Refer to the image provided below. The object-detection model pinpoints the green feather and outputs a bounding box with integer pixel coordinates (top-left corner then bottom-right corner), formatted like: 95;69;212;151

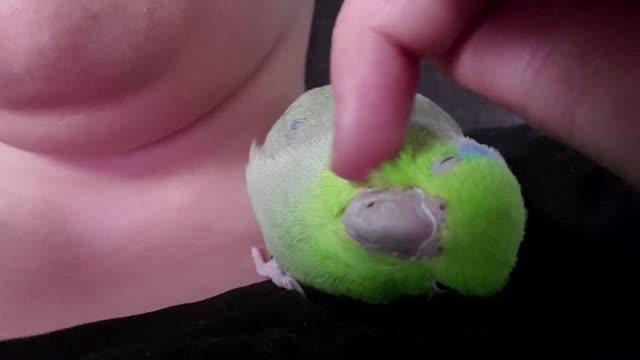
286;134;525;303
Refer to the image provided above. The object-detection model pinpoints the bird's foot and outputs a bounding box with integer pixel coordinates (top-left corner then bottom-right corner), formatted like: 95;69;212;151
251;247;306;297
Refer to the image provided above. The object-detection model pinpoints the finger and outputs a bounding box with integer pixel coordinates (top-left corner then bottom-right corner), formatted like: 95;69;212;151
329;0;488;181
445;1;640;186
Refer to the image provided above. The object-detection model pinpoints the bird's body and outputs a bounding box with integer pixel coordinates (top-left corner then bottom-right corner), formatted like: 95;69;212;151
246;85;526;304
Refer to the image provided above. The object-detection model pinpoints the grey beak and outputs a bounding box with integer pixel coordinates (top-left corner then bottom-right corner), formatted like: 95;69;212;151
341;187;446;260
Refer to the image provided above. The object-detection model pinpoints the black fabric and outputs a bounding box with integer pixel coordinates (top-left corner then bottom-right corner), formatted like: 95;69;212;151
1;125;638;359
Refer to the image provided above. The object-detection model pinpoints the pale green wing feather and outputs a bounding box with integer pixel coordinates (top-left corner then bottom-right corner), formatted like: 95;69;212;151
246;86;336;264
259;85;336;158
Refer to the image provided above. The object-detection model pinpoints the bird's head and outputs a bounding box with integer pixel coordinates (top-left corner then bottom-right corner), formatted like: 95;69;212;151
340;128;527;297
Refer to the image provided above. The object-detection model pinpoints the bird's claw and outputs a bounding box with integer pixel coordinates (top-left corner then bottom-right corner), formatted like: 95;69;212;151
251;247;306;297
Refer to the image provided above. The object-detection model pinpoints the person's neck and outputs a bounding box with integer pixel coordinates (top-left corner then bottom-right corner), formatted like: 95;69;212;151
0;7;312;341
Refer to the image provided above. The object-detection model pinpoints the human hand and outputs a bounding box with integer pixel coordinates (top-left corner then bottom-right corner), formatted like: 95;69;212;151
329;0;640;187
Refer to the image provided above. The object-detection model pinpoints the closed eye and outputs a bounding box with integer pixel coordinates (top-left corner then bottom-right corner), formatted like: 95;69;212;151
432;155;460;174
440;156;456;164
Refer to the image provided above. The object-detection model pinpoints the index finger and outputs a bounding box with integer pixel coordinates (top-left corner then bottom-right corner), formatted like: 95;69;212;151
329;0;487;181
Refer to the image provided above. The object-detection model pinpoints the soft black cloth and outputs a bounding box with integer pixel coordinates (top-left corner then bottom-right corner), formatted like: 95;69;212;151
1;125;638;359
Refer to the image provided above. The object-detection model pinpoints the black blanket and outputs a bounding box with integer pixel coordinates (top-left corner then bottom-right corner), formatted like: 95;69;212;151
1;125;638;359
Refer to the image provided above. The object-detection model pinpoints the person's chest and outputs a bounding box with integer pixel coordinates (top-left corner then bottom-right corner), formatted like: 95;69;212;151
0;147;265;340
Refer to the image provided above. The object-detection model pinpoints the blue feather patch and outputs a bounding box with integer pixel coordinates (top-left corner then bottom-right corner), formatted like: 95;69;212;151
456;137;504;161
285;119;306;146
290;119;304;132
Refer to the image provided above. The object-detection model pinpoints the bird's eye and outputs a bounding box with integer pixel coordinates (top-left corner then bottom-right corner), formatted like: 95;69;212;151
432;155;460;174
432;280;454;293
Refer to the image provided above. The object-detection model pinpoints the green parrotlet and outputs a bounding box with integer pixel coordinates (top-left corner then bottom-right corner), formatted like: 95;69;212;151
246;85;526;304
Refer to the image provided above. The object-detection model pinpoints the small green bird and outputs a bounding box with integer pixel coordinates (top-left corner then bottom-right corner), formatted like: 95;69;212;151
246;85;526;304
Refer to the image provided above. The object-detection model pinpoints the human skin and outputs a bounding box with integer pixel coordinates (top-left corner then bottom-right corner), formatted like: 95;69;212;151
330;0;640;188
0;0;314;340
